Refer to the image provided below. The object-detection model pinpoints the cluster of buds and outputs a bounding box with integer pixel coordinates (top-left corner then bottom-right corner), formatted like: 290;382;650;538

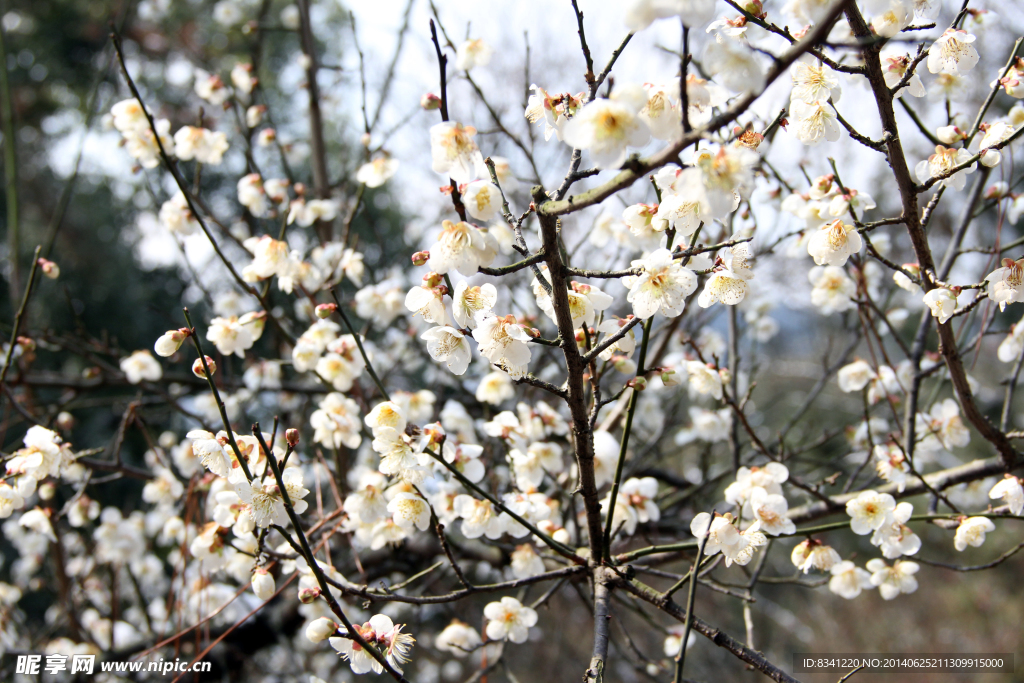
422;271;448;297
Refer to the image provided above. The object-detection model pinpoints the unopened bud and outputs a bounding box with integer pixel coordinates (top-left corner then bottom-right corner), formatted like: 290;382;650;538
37;258;60;279
659;368;680;387
411;250;430;266
38;481;56;501
360;132;372;147
315;303;337;319
627;376;648;391
56;411;75;431
286;428;300;447
16;336;35;352
718;367;732;383
192;356;217;378
422;271;443;288
299;586;321;603
154;328;190;357
420;93;442;110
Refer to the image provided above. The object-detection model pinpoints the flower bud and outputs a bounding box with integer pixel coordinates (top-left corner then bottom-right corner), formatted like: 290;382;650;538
422;271;443;288
251;567;276;601
37;258;60;279
55;411;75;431
627;376;648;391
315;303;337;319
245;104;267;128
985;182;1009;200
192;356;217;378
411;250;430;266
286;428;300;447
718;367;732;384
305;617;337;642
420;93;442;110
360;132;372;148
659;368;680;387
37;481;56;501
299;586;322;604
154;328;189;357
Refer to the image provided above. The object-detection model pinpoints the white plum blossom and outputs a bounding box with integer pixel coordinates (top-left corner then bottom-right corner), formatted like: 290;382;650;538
455;39;493;70
915;145;976;191
387;493;432;531
120;350;162;384
867;558;919;599
838;360;876;393
430;122;483;184
454;495;506;539
807;220;862;266
561;86;651;169
871;501;921;558
625;248;697;319
473;315;533;379
684;361;724;400
453;281;497;329
483;597;537;643
675;406;732;444
698;243;754;308
435;620;482;657
476;370;515;405
987;258;1024;311
690;512;765;567
510;544;546;579
989;475;1024;515
422;326;472;375
158;192;199;235
809;265;856;315
884;54;926;97
462;180;502;222
790;99;841;145
310;393;363;449
524;85;584;142
703;36;765;94
330;614;415;675
846;489;897;535
356;156;399;188
511;442;563;489
928;29;980;75
791;539;841;573
173;126;229;165
916;398;970;451
923;287;958;324
724;462;790;511
602;477;660;537
749;487;796;536
874;443;911;492
791;57;841;103
428;220;496;275
206;313;264;358
441;441;485;483
828;560;872;599
954;516;996;551
625;0;717;31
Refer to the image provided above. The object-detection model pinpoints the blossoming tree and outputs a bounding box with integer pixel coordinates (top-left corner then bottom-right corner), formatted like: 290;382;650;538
3;0;1024;681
